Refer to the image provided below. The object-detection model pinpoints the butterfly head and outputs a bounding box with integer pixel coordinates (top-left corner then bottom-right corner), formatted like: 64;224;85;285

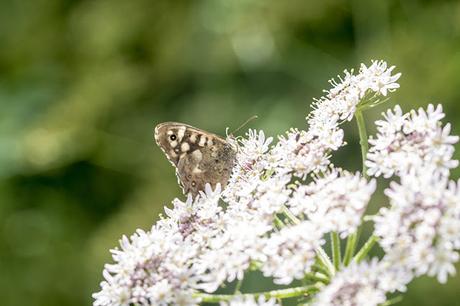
154;122;189;165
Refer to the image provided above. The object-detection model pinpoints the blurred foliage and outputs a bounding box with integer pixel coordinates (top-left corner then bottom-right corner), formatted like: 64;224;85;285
1;0;460;305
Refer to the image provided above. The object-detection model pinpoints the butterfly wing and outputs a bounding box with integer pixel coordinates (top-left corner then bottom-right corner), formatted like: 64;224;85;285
154;122;236;197
176;139;236;197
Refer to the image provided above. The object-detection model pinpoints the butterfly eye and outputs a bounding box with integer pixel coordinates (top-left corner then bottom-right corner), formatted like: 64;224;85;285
170;134;177;141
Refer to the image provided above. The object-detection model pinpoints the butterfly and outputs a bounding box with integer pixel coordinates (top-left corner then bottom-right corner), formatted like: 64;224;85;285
154;122;237;198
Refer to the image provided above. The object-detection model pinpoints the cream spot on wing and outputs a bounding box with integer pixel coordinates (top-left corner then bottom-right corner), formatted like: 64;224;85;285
198;135;207;147
191;149;203;162
170;140;178;148
181;142;190;152
192;167;203;174
189;133;197;143
177;127;186;142
167;130;173;135
169;150;177;158
207;138;214;146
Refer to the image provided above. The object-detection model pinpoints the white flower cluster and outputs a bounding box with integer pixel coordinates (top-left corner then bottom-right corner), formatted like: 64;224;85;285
93;60;426;306
374;171;460;283
193;205;273;293
366;104;460;285
272;128;342;179
312;259;405;306
224;129;278;211
92;229;199;306
92;182;281;306
288;169;376;238
269;61;401;180
308;60;401;135
93;186;223;306
260;221;324;284
366;104;459;178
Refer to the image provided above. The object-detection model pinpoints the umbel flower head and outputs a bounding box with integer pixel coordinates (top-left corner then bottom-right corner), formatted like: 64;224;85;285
366;104;459;178
313;259;392;306
374;169;460;283
93;60;460;306
288;168;376;239
366;103;460;285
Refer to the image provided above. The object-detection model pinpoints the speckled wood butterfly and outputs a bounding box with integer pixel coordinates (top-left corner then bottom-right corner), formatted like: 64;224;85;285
154;122;237;198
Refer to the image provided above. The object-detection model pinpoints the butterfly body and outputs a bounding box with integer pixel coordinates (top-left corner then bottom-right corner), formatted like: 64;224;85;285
154;122;236;197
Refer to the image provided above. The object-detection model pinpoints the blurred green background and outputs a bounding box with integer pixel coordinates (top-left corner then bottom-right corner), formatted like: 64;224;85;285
1;0;460;305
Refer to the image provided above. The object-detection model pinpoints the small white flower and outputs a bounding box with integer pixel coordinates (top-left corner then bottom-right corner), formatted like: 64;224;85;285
359;60;401;96
239;129;273;158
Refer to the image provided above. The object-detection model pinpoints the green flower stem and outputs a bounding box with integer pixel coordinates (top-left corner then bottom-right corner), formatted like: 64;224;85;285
342;109;370;266
355;109;369;179
312;263;331;277
360;97;390;111
281;205;300;225
304;272;329;284
353;235;378;263
342;229;359;266
274;215;285;229
331;232;341;271
194;285;322;303
234;278;244;294
315;245;335;276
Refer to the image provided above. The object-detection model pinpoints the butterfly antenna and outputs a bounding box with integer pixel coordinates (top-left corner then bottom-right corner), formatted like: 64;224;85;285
228;115;258;136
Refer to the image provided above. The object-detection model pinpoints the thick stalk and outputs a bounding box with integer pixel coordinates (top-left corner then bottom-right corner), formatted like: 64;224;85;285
194;285;322;302
343;110;370;265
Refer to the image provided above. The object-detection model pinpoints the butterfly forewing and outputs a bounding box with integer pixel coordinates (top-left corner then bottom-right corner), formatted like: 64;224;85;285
154;122;236;197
